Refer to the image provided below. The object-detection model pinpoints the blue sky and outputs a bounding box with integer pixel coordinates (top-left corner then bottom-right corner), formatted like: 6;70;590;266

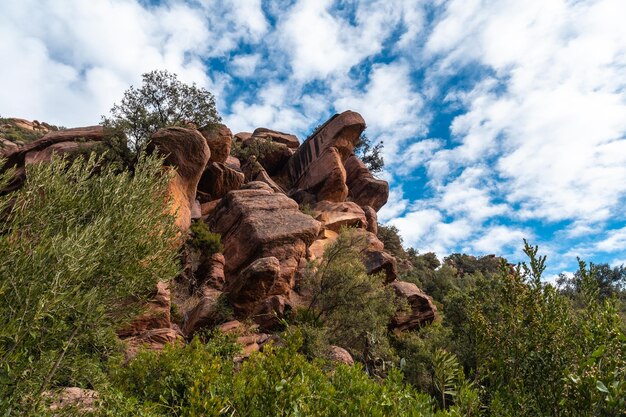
1;0;625;279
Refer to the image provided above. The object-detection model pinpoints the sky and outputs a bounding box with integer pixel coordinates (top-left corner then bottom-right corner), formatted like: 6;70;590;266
1;0;625;278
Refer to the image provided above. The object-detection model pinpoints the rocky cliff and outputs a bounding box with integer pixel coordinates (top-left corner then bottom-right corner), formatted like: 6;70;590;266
0;111;437;358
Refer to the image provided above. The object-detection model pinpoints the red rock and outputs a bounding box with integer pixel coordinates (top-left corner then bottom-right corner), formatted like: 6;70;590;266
218;320;244;334
197;161;244;200
182;289;223;336
226;257;280;313
252;127;300;149
288;111;365;184
363;205;378;235
241;160;286;194
147;127;210;231
313;200;367;231
126;281;170;336
344;155;389;211
361;231;397;282
389;281;438;331
252;295;290;329
124;327;183;359
234;132;252;143
293;147;348;203
225;155;241;169
200;123;232;164
328;346;354;365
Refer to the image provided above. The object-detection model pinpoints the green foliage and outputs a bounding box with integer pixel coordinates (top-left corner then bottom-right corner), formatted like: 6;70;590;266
377;223;407;260
189;220;223;255
101;70;221;154
0;154;180;414
103;332;451;417
301;228;397;367
230;137;281;162
354;134;385;174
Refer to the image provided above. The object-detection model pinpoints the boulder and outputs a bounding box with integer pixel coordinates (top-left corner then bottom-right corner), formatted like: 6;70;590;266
344;155;389;211
118;281;171;338
125;327;183;359
308;229;339;260
226;257;281;314
252;127;300;149
389;281;438;331
200;123;232;164
241;160;286;194
197;162;245;200
182;289;223;336
1;126;105;193
225;155;241;169
288;110;365;184
209;188;321;319
313;200;367;231
46;387;98;413
328;346;354;365
361;231;397;282
292;147;348;203
147;127;210;231
234;132;252;143
252;295;291;329
363;205;378;235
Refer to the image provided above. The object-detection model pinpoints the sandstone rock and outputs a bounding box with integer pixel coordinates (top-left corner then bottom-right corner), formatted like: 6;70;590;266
344;155;389;211
234;132;252;143
361;231;397;282
328;346;354;365
125;327;183;359
313;200;367;231
206;253;226;289
0;138;19;151
241;160;286;194
292;147;348;203
308;229;339;260
218;320;244;334
226;257;281;313
252;127;300;149
200;123;232;164
241;181;274;192
118;281;171;338
147;127;210;231
288;110;365;184
389;281;438;331
210;188;320;320
225;155;241;169
1;126;105;193
47;387;98;413
252;295;290;329
198;162;244;200
182;289;223;336
201;199;221;217
363;205;378;235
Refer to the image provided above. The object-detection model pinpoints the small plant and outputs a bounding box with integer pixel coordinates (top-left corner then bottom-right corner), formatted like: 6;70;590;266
189;221;223;255
230;137;281;162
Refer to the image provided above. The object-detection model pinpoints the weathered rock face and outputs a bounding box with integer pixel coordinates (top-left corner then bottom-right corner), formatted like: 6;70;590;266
241;160;286;194
252;127;300;149
182;288;223;336
197;162;245;201
124;327;183;359
288;110;365;185
147;127;210;231
209;187;320;325
200;124;232;164
389;281;438;331
344;155;389;211
1;126;105;193
313;200;367;232
118;281;171;338
46;387;98;413
292;147;348;203
363;205;378;235
251;140;293;175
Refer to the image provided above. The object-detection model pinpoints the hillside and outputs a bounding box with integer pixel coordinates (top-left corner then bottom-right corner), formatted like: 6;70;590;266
1;110;625;416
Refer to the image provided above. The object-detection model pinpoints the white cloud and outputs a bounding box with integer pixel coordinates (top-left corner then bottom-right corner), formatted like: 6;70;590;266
230;54;261;78
595;226;626;253
471;225;530;255
378;186;409;223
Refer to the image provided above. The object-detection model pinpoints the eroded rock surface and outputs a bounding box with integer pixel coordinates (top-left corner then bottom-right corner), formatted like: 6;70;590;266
389;281;438;331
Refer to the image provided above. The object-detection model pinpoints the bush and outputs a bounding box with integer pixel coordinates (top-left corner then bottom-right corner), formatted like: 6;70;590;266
354;134;384;174
0;154;180;414
300;228;397;368
189;221;223;255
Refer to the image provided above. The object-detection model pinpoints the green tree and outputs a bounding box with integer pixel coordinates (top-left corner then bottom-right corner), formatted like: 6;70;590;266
301;228;397;366
354;134;384;174
0;154;180;414
101;70;221;155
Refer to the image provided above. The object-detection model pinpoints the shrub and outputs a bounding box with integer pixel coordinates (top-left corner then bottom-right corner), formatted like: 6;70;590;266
354;134;384;174
0;154;180;414
189;221;223;255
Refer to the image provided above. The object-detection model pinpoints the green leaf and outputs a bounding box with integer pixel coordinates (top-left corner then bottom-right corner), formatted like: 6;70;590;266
596;381;609;393
591;345;605;358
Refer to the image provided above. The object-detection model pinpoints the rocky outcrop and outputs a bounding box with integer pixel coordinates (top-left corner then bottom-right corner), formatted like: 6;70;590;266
328;346;354;365
313;200;367;231
46;387;98;413
124;327;183;359
118;281;171;338
241;160;286;194
1;126;105;193
292;147;348;203
197;162;245;201
209;187;320;326
182;289;223;336
363;206;378;234
147;127;210;231
344;155;389;211
252;127;300;149
200;123;232;164
389;281;438;331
